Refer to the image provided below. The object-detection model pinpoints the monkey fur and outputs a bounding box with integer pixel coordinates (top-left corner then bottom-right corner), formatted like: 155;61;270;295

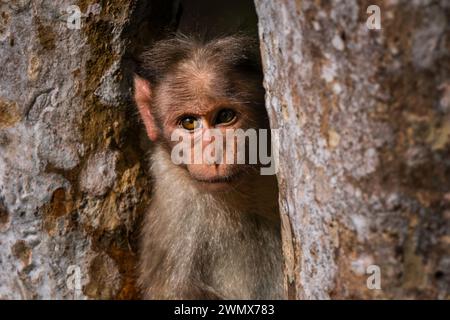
134;34;284;299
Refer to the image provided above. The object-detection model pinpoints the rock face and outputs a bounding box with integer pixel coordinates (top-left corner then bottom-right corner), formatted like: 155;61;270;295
255;0;450;299
0;0;177;299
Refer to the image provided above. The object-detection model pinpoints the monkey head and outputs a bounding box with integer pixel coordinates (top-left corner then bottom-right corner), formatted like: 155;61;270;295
134;35;269;191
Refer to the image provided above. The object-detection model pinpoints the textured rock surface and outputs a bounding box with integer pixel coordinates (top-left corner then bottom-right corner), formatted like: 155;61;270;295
256;0;449;299
0;0;176;299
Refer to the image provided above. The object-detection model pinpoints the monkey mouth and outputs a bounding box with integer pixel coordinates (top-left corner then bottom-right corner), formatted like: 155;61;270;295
194;171;243;184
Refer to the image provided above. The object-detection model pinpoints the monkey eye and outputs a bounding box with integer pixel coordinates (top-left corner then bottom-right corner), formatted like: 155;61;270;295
180;116;200;131
215;109;236;125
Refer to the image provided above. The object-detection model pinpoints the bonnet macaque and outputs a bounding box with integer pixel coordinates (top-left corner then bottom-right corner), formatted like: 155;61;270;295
134;34;284;299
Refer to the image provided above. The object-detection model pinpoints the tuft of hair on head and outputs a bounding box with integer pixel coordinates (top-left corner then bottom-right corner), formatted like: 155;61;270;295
138;33;262;86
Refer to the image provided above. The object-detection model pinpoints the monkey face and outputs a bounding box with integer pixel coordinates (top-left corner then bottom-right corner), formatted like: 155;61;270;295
134;50;268;192
162;102;263;192
158;69;267;191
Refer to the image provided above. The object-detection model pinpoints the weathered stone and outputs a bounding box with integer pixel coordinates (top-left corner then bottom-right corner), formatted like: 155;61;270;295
0;0;174;299
256;0;450;299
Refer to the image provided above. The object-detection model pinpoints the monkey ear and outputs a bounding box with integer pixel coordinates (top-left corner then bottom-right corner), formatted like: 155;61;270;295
134;75;158;141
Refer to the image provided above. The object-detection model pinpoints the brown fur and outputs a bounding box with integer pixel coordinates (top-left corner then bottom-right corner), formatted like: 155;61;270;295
135;34;284;299
139;145;283;299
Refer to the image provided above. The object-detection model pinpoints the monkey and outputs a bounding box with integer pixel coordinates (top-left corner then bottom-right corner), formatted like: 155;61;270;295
133;34;284;299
